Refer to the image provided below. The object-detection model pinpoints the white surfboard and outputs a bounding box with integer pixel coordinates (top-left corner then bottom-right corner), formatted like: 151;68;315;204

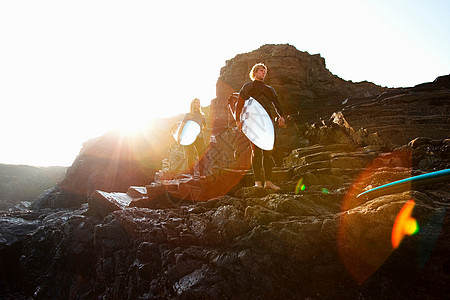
240;97;275;150
172;120;201;146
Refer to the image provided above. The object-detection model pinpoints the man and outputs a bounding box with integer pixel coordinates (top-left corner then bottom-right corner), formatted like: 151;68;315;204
236;63;285;190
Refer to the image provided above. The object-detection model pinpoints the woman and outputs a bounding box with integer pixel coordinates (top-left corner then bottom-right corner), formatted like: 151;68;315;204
178;98;207;178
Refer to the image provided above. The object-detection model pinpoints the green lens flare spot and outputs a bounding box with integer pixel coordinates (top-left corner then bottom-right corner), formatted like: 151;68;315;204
295;178;306;194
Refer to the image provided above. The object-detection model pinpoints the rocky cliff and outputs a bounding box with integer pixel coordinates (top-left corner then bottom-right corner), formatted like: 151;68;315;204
212;44;386;132
0;44;449;299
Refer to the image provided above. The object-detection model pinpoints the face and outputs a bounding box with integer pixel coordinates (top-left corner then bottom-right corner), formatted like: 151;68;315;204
193;99;200;110
254;67;267;81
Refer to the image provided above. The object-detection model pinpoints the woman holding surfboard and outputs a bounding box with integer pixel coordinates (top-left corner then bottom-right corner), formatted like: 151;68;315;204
178;98;207;178
236;63;286;190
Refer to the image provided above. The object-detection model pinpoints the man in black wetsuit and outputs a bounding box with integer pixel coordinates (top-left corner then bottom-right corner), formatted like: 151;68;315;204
236;63;285;190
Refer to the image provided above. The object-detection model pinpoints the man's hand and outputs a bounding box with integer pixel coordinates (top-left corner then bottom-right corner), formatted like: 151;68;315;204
278;116;286;128
236;120;242;131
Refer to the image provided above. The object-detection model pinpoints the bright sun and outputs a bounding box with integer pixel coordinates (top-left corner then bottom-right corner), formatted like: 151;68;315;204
108;113;155;136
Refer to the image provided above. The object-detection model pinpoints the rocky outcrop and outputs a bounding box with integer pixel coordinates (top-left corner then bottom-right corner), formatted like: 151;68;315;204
342;78;450;148
212;44;387;133
30;118;181;210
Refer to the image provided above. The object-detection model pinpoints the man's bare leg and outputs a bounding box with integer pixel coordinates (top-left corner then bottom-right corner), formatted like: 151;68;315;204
264;181;280;190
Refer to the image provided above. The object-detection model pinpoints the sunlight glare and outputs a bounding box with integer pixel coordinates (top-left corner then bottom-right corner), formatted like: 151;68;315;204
108;112;154;136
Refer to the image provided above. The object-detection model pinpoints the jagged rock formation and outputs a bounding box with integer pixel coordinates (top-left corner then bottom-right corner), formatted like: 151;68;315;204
0;45;449;299
212;44;386;133
342;76;450;147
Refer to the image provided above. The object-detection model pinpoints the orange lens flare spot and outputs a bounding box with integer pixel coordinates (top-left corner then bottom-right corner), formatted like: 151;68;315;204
391;200;419;249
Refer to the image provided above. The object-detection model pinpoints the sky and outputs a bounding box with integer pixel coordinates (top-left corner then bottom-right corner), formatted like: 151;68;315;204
1;0;449;167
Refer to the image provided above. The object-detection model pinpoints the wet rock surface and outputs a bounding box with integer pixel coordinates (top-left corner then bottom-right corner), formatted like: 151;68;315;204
1;45;449;299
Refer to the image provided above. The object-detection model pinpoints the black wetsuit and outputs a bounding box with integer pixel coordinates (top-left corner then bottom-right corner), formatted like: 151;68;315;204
183;112;207;176
237;80;284;122
237;80;284;182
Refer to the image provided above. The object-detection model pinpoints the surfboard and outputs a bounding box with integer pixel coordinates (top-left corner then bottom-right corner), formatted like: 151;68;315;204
172;120;201;146
228;93;275;150
356;168;450;199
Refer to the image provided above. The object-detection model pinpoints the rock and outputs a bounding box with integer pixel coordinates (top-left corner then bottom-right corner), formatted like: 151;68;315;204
234;186;274;198
30;185;84;209
244;204;284;226
126;186;147;198
31;125;175;209
343;86;450;148
0;211;42;250
88;190;134;217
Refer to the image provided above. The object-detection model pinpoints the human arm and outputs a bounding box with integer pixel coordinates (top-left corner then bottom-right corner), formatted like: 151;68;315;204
236;83;250;130
201;114;207;131
178;113;190;141
177;121;186;141
235;95;245;131
278;116;286;128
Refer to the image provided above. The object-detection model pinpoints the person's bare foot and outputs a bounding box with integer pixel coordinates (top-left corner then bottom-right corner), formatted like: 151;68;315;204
254;181;263;188
264;181;280;190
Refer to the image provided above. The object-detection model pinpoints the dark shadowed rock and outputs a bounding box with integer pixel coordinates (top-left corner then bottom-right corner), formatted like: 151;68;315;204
88;190;134;218
343;84;450;148
0;211;42;250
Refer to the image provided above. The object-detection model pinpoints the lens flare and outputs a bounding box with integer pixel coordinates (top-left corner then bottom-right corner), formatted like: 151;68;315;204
321;188;329;194
392;200;419;249
295;178;306;194
337;150;413;283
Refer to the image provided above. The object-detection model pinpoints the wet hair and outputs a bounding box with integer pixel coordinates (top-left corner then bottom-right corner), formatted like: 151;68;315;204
190;98;204;115
249;63;267;81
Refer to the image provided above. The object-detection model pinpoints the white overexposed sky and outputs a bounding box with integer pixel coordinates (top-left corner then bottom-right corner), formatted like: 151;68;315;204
1;0;449;166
